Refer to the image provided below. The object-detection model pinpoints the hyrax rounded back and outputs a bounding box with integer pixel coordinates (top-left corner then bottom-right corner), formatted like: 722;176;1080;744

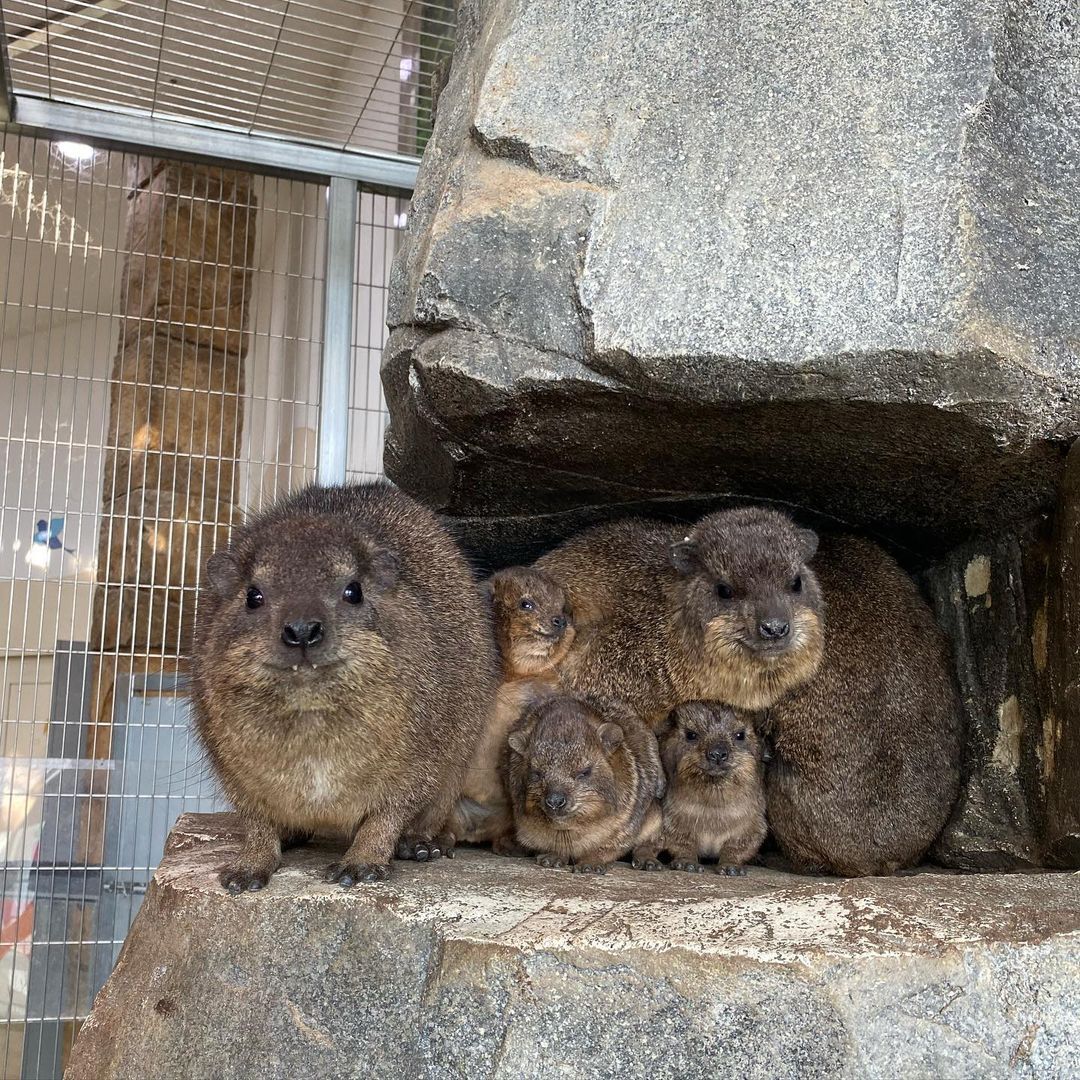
192;481;498;890
535;508;825;723
502;693;664;874
766;535;962;876
650;701;766;875
449;566;575;845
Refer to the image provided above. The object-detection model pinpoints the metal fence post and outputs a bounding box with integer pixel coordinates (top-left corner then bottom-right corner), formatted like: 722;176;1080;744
318;175;358;485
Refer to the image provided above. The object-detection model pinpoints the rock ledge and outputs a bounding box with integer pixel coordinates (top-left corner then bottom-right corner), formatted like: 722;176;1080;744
67;813;1080;1079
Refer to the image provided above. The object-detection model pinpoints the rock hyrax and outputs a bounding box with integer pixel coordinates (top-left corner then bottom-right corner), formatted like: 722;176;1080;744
765;535;963;876
501;693;664;873
192;481;498;890
536;508;825;725
450;566;575;844
642;701;766;875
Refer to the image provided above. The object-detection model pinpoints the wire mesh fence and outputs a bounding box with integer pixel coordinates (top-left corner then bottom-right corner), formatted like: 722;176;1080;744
0;129;397;1076
3;0;456;157
348;189;401;483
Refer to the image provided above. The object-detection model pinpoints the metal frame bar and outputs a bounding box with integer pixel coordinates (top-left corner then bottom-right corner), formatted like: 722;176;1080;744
5;96;419;187
318;175;359;485
0;1;13;124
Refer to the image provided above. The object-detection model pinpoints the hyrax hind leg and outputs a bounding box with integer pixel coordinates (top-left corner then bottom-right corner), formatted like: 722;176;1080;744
631;802;665;871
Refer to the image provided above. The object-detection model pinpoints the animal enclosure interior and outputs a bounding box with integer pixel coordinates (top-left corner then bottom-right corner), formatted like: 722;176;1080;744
0;1;454;1074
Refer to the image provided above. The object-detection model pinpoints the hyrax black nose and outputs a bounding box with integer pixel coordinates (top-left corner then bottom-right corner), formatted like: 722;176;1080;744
707;747;729;766
758;619;790;641
551;614;568;633
544;791;568;812
282;620;324;648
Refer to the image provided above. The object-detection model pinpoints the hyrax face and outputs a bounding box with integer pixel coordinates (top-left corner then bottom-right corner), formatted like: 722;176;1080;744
204;514;398;698
669;507;825;707
487;566;575;677
508;698;622;828
662;702;761;786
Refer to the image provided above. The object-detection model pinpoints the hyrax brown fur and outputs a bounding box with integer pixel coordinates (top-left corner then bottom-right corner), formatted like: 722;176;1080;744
449;566;575;844
501;693;665;873
639;701;766;875
536;508;825;727
765;535;962;876
192;481;498;891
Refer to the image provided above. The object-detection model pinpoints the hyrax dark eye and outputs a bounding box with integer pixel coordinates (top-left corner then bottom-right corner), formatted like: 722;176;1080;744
245;587;264;610
792;574;803;593
528;769;540;783
342;581;363;605
716;582;734;600
577;766;592;780
520;598;535;612
685;730;699;742
735;729;746;741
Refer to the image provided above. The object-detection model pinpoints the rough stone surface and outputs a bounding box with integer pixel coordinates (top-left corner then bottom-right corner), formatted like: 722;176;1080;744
385;0;1079;555
68;814;1080;1080
925;529;1051;869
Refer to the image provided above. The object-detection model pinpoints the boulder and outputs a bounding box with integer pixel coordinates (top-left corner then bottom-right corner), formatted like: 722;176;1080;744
384;0;1079;557
67;814;1080;1079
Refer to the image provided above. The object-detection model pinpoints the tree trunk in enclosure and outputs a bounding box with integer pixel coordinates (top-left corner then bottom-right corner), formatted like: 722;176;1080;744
85;161;257;863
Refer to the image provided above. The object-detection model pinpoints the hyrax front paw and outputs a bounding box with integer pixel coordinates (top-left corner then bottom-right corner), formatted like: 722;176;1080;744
536;852;567;870
715;864;748;877
219;865;275;893
492;835;529;858
572;861;610;875
396;833;455;862
632;855;664;872
324;861;391;886
671;858;705;873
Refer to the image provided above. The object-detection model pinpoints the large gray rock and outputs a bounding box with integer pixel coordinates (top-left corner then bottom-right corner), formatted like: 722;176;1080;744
68;814;1080;1079
385;0;1079;556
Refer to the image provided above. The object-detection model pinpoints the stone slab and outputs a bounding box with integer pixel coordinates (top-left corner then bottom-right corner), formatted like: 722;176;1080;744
67;814;1080;1079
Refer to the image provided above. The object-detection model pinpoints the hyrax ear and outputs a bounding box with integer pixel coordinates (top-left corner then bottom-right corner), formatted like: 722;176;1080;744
795;527;819;561
205;549;241;598
669;538;699;576
479;575;497;604
597;722;624;755
361;544;400;595
656;710;678;737
507;730;530;756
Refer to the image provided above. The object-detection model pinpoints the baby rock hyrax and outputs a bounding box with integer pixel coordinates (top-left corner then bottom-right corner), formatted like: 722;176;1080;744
536;508;824;726
501;693;664;873
449;566;575;844
643;701;766;875
192;481;498;890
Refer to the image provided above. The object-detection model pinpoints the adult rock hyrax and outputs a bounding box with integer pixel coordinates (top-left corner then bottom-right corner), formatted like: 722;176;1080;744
537;507;962;875
192;481;498;890
449;566;575;844
640;701;766;875
765;534;963;876
535;508;825;726
500;693;664;873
